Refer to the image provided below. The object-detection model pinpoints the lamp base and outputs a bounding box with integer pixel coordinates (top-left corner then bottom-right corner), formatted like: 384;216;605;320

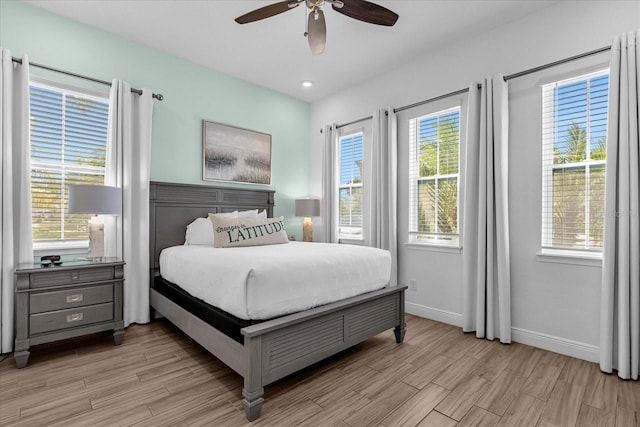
302;217;313;242
88;216;105;259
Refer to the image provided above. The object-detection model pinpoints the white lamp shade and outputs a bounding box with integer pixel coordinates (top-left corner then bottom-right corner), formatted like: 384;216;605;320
68;185;122;215
295;198;320;217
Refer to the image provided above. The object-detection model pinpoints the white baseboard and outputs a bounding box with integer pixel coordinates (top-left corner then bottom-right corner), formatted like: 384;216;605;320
405;302;462;327
511;327;600;363
405;302;600;363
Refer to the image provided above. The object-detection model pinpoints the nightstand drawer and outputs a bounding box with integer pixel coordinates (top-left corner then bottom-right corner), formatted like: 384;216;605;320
30;284;114;314
30;302;114;335
30;267;115;289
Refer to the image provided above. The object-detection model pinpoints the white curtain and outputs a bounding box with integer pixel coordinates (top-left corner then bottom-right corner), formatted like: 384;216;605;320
104;79;154;327
462;75;511;343
0;50;33;353
321;124;338;243
364;109;398;285
600;30;640;380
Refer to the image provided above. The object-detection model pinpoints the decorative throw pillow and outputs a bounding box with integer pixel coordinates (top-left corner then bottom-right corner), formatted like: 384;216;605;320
209;214;289;248
185;210;266;246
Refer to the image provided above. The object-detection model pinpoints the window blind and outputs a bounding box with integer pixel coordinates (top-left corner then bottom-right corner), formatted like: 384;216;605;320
541;70;609;251
408;107;460;244
30;83;109;243
338;132;363;239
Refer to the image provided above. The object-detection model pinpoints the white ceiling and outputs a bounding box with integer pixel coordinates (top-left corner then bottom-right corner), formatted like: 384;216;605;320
24;0;557;103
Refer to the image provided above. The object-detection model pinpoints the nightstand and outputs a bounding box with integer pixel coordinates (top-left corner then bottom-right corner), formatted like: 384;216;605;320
14;258;124;368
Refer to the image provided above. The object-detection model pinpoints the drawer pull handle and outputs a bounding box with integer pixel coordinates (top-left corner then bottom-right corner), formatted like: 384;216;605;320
66;294;84;303
66;313;84;323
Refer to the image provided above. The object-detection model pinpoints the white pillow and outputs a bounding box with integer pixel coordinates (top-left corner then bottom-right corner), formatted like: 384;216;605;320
184;210;267;246
215;209;266;218
184;217;214;246
237;209;267;219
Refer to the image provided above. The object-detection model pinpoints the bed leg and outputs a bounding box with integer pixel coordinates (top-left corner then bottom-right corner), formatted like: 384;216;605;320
394;324;406;343
243;335;264;421
243;387;264;421
394;289;406;343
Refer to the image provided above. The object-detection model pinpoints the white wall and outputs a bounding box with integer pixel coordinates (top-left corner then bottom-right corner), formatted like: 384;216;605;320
309;1;640;361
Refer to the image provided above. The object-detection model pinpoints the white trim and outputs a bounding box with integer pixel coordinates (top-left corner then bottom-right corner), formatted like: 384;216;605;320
540;69;609;252
338;238;363;246
337;131;364;240
511;327;599;363
29;80;109;248
405;242;462;254
406;302;600;363
537;250;602;267
33;240;89;257
408;107;462;243
405;301;462;327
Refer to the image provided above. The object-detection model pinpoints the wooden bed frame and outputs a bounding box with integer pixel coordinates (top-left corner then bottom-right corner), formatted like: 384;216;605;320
148;181;406;421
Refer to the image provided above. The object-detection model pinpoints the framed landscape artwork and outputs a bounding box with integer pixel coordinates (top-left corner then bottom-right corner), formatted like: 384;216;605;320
202;120;272;185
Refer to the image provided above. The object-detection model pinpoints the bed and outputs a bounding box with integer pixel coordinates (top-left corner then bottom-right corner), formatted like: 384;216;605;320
148;181;406;421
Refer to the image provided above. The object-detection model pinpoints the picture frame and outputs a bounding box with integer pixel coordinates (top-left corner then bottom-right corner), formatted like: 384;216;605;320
202;120;272;185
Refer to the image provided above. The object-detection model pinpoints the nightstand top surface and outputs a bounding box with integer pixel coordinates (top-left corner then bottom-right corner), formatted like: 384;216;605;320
16;257;124;273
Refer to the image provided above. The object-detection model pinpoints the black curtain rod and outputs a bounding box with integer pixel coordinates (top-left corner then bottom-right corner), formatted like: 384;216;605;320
503;45;611;81
394;87;471;114
12;57;164;101
320;113;384;133
338;114;373;130
392;45;611;114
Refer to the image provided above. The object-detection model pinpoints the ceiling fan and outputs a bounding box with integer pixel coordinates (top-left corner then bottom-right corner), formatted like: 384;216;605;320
235;0;399;55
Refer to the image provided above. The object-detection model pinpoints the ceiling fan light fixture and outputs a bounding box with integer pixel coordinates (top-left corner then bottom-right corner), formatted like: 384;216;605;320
307;8;326;54
235;0;398;53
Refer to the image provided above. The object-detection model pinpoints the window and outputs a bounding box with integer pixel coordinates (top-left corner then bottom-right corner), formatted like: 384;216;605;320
408;107;460;244
29;81;109;249
541;70;609;252
338;132;363;240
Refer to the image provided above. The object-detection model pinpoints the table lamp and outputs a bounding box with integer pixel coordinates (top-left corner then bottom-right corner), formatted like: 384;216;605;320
68;184;122;259
295;198;320;242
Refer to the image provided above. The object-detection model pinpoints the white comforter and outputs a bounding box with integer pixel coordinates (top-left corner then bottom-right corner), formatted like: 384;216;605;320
159;242;391;320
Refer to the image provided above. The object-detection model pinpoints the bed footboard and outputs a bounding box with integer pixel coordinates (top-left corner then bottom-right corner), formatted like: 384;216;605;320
241;285;406;421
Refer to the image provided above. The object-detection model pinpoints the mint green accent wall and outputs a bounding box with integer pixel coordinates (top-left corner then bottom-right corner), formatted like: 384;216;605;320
1;1;310;236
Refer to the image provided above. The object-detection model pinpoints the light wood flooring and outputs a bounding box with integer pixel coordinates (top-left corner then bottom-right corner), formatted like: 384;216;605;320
0;315;638;426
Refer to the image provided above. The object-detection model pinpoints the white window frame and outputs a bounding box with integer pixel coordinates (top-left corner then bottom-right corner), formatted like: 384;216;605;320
29;78;110;254
337;130;364;242
541;69;609;255
408;106;462;247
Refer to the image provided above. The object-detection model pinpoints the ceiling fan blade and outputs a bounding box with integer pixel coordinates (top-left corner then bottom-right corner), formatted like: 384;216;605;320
235;1;300;24
307;9;326;55
332;0;398;26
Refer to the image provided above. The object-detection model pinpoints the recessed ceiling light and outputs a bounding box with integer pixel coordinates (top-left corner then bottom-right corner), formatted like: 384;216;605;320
301;80;313;88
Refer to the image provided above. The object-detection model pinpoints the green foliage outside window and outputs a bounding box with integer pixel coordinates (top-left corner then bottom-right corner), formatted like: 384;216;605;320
416;114;460;238
550;122;606;249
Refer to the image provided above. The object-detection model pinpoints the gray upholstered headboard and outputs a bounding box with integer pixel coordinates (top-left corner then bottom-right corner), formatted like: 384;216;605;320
149;181;275;275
